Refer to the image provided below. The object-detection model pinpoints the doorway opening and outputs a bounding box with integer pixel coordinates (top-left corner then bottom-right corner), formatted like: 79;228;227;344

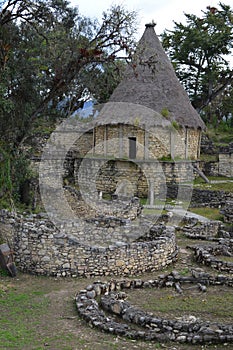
129;137;136;159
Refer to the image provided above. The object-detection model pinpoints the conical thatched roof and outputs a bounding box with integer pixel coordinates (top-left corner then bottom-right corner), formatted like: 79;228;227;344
107;23;205;130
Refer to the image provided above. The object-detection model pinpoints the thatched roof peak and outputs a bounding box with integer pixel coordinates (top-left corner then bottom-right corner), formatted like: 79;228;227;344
145;22;156;28
108;24;205;130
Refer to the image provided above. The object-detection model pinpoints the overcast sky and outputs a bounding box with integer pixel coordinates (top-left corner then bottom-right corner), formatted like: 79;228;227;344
70;0;225;36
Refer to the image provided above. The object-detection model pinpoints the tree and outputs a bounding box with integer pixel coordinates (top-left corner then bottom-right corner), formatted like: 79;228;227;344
161;2;233;124
0;1;137;145
0;0;138;206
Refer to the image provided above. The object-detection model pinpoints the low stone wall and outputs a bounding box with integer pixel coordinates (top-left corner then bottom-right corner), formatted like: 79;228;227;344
219;153;233;177
199;157;233;178
190;239;233;274
178;220;222;240
0;210;178;277
167;185;233;208
220;201;233;223
76;270;233;344
200;134;218;155
191;189;233;208
199;161;219;177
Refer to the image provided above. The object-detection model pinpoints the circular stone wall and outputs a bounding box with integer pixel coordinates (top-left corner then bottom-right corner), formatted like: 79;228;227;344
76;271;233;344
1;210;178;277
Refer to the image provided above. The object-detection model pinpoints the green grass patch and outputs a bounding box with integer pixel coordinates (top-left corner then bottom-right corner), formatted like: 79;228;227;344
199;154;218;162
194;176;232;184
205;127;233;146
142;208;167;215
196;182;233;192
217;256;233;263
194;176;233;192
127;285;233;324
188;207;223;221
0;287;50;348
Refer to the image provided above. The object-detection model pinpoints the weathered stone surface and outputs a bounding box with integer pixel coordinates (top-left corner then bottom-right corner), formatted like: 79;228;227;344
220;201;233;223
0;209;178;277
75;272;233;345
190;239;233;274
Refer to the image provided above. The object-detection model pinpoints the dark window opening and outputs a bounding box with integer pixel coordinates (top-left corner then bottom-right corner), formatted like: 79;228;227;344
129;137;136;159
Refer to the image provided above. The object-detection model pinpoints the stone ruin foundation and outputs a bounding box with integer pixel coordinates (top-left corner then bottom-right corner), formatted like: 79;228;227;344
1;188;233;345
190;239;233;274
0;207;178;277
75;270;233;345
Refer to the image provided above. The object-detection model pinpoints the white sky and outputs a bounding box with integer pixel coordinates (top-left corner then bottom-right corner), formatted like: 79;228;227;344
70;0;226;36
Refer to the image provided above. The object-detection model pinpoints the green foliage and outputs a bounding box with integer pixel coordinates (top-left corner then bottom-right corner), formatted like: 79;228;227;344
160;107;169;118
171;120;180;130
134;116;140;126
0;144;34;208
0;267;9;277
0;1;137;147
205;123;233;146
0;0;138;209
84;61;127;104
11;153;33;202
0;147;12;200
161;2;233;124
158;154;172;161
217;120;232;132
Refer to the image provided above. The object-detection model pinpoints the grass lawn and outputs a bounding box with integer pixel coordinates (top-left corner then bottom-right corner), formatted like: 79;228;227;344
193;176;233;192
127;285;233;324
188;207;224;221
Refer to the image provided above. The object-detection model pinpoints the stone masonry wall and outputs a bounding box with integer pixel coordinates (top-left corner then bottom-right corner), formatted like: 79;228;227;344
0;210;178;277
166;185;233;208
191;239;233;274
199;161;219;177
74;158;195;198
219;153;233;177
95;124;167;160
148;128;170;158
174;128;186;159
94;125;200;160
188;128;201;159
190;189;233;208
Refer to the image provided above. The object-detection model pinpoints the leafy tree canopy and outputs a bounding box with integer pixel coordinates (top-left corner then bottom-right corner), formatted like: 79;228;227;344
0;0;137;206
0;0;138;147
161;2;233;125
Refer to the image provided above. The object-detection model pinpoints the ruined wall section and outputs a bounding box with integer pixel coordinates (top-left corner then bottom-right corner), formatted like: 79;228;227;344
74;158;194;198
219;153;233;177
0;210;178;277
